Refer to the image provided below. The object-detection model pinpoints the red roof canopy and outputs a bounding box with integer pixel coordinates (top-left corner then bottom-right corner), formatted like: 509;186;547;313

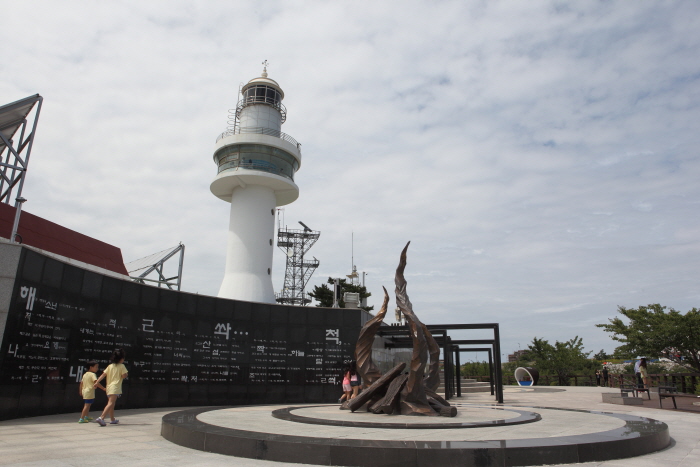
0;202;128;275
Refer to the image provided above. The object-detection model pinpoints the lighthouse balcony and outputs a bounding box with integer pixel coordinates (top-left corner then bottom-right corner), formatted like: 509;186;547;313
210;166;299;205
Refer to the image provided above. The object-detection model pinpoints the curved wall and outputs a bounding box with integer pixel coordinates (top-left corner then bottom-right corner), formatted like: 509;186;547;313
0;245;368;420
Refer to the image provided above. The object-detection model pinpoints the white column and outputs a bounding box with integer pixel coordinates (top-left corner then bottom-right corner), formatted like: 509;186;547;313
217;184;276;302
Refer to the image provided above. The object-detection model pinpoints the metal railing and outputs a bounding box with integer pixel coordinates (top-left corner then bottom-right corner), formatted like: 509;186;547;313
216;126;301;149
493;372;700;391
274;293;311;306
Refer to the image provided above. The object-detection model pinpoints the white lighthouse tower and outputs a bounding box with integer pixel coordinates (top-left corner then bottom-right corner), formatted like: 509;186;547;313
210;62;301;302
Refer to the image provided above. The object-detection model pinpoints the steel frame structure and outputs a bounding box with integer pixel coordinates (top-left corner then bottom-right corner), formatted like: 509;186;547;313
126;243;186;291
276;224;319;306
452;347;494;398
378;323;504;403
0;94;43;243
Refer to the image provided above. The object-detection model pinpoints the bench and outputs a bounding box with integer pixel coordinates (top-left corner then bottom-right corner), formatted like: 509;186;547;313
658;385;700;409
619;384;637;397
620;384;651;400
636;386;651;400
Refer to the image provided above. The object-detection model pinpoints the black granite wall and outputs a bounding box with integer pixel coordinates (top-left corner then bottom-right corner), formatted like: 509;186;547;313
0;247;368;420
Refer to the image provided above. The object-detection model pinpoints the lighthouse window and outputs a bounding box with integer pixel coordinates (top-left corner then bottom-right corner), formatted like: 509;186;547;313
218;153;239;164
266;88;280;104
244;88;254;102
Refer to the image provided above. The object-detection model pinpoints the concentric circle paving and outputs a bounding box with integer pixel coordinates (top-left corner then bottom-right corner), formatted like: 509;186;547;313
161;404;670;467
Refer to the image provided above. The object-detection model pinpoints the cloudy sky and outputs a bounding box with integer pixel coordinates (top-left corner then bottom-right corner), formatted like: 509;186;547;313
3;1;699;361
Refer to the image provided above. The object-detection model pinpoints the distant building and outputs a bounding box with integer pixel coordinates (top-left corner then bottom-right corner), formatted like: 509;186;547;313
508;349;528;362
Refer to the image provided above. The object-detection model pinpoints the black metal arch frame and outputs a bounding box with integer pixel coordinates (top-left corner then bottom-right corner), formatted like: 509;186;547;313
452;346;494;398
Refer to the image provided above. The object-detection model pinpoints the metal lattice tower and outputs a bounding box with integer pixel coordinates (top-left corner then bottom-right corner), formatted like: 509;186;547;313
276;221;319;306
0;94;43;243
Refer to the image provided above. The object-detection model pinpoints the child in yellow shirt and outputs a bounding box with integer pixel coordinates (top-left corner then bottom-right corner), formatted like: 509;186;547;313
79;361;105;423
94;349;128;426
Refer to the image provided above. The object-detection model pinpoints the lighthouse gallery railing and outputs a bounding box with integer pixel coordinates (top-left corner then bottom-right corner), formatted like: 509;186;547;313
216;126;301;149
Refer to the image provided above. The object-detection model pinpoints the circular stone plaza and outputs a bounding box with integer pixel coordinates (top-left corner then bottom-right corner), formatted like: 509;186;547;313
1;385;698;467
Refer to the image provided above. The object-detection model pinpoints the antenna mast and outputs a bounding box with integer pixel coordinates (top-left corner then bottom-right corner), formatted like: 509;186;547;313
346;231;359;285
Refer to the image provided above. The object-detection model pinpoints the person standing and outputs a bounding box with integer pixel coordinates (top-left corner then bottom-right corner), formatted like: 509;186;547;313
78;361;105;423
639;357;649;388
602;366;609;387
94;349;128;426
349;361;361;399
595;370;601;386
339;364;352;404
634;358;643;388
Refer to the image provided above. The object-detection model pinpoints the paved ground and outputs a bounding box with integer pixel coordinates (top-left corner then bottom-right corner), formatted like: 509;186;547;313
0;386;698;466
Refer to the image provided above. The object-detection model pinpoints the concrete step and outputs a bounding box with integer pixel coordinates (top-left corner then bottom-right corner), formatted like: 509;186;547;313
439;375;480;381
439;379;490;384
438;384;491;390
602;393;644;405
460;385;492;393
437;382;491;393
434;386;491;396
438;376;483;382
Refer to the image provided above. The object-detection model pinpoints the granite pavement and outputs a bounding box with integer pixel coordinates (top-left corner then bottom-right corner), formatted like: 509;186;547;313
0;386;697;466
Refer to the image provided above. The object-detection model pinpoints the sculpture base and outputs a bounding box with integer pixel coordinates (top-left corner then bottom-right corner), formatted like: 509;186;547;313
161;402;669;467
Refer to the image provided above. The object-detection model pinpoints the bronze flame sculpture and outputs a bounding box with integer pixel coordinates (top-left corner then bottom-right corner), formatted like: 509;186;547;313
347;242;456;417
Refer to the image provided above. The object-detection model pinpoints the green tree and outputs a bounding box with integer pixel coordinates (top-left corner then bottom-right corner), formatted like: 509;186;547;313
307;283;333;307
611;348;634;360
596;304;700;372
501;361;518;382
593;349;609;361
308;277;374;312
460;361;491;378
526;336;593;385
